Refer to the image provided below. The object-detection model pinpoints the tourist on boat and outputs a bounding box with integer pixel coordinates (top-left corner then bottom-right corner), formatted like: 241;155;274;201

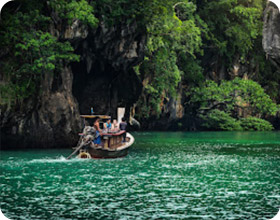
119;117;127;142
93;117;102;145
112;119;119;132
105;119;112;132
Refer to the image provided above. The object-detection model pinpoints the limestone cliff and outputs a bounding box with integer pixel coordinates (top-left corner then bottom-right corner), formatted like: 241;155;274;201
263;1;280;128
1;11;145;148
263;1;280;70
72;20;145;118
135;1;280;131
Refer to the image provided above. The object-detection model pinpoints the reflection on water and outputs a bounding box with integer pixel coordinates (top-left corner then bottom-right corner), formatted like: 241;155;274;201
1;132;280;219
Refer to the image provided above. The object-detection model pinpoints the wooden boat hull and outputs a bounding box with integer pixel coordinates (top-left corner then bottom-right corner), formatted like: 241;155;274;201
81;132;134;159
88;147;130;159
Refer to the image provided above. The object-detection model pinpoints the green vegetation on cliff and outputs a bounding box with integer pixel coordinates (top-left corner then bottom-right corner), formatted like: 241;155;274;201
134;0;279;130
1;0;279;131
189;78;278;117
188;78;278;131
0;0;97;107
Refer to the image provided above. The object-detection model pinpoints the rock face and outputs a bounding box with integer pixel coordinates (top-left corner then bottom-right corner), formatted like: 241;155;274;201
135;81;186;131
263;1;280;69
263;1;280;129
72;20;145;119
1;66;82;149
1;14;145;148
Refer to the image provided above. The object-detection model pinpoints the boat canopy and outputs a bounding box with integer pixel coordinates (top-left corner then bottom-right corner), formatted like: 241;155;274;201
80;115;111;120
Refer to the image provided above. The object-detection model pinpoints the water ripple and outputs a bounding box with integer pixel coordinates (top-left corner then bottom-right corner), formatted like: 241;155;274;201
1;132;280;219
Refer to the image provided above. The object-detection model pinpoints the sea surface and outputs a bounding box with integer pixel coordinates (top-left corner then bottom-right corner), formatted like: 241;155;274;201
1;131;280;219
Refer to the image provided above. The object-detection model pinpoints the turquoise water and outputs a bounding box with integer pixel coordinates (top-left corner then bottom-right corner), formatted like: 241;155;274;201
1;131;280;219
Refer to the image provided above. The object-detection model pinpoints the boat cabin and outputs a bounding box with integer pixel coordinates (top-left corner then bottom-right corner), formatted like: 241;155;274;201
67;115;134;159
67;112;134;159
80;115;126;149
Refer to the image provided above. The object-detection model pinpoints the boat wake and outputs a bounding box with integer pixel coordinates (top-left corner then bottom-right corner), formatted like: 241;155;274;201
29;156;70;163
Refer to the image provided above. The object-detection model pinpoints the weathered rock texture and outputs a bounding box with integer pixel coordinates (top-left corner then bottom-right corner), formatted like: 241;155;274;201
72;20;145;119
135;80;186;131
137;1;280;131
263;1;280;70
1;13;145;148
1;16;86;149
263;1;280;129
1;65;82;148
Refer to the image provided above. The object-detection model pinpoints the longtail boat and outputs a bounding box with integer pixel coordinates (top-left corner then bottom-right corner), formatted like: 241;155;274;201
67;115;134;159
84;131;134;159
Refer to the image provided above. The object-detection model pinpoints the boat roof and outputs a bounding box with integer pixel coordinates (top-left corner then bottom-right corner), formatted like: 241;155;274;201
80;115;111;119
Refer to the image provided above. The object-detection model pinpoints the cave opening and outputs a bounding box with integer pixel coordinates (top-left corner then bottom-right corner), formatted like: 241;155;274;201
71;51;142;120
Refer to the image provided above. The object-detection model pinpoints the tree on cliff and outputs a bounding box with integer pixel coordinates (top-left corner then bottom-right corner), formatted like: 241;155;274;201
134;0;279;131
135;0;203;119
0;0;279;132
188;78;279;130
0;0;97;108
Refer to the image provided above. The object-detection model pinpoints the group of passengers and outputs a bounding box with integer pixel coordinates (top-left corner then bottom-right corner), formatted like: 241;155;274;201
104;119;120;132
93;117;127;146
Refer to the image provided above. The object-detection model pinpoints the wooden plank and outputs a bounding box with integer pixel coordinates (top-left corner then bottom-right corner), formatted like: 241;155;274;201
104;139;109;149
80;115;111;119
109;137;114;148
107;130;125;136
